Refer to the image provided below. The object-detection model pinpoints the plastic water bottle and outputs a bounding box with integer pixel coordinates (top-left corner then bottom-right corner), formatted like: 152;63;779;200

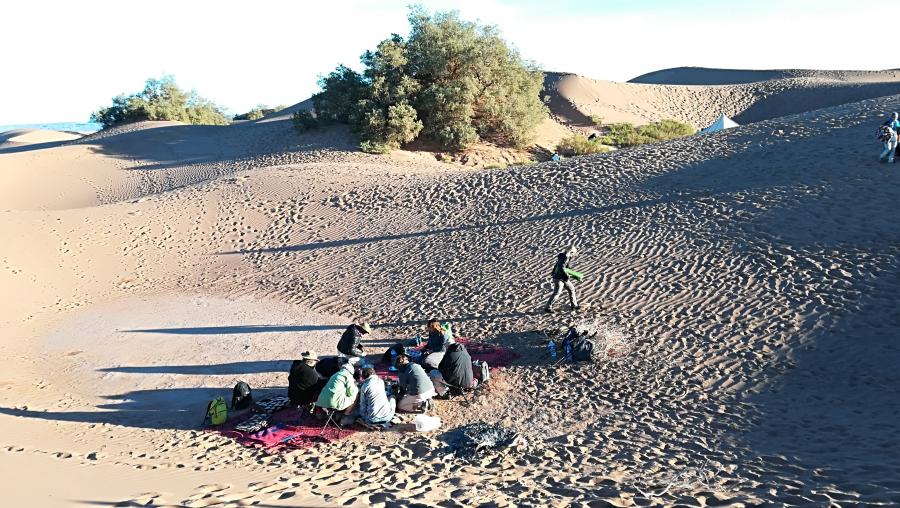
389;348;398;371
564;340;574;363
548;338;557;361
415;333;423;347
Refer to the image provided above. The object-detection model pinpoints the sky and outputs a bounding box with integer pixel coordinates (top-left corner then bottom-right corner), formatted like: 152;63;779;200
0;0;883;124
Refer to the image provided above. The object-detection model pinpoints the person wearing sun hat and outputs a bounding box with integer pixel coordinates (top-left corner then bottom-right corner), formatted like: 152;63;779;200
288;350;326;405
337;321;372;357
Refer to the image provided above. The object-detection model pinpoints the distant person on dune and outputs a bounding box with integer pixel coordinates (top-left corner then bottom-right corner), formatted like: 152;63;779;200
886;112;900;157
545;246;582;313
337;321;371;357
878;117;898;163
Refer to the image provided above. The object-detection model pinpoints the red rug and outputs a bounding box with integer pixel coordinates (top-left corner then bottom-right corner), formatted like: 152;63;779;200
209;338;518;451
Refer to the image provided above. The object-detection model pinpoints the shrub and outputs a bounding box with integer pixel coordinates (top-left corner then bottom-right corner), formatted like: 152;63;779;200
601;119;695;147
556;134;610;156
590;114;603;126
90;76;229;128
312;6;547;153
638;118;695;140
292;110;319;133
234;104;286;121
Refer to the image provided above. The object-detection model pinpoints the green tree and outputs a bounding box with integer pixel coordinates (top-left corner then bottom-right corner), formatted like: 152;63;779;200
311;6;547;153
91;76;229;128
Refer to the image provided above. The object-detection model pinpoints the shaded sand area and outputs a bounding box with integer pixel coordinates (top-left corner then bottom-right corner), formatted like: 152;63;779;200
2;71;900;505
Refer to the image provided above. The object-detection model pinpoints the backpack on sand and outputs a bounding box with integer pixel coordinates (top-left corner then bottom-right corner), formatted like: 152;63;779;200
570;336;596;362
205;397;228;426
562;327;596;363
878;125;894;142
473;360;490;384
231;381;253;410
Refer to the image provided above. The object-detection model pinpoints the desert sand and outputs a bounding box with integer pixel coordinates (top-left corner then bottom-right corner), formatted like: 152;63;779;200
2;68;900;507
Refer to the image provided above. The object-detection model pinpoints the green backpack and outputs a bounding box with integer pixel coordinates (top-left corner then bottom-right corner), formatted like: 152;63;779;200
205;396;228;426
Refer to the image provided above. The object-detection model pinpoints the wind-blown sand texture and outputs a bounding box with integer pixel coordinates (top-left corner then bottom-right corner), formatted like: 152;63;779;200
2;68;900;506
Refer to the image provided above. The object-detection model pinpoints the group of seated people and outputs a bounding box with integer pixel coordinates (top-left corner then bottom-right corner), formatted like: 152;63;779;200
286;319;476;427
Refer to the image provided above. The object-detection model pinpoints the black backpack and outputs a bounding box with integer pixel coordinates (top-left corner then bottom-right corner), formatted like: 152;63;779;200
231;381;253;410
382;342;406;363
562;328;596;362
570;337;596;362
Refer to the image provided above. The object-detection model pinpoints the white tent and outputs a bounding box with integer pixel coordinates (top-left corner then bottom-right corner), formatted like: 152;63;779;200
702;114;739;133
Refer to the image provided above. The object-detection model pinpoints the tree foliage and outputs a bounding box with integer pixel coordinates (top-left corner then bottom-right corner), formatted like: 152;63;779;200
312;6;546;153
91;76;230;128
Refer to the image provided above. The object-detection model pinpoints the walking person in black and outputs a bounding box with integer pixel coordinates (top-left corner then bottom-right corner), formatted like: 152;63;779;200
545;246;581;313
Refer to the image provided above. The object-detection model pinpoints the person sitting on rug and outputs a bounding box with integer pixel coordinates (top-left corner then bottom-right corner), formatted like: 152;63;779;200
337;321;372;357
288;351;327;406
315;360;359;424
357;366;396;426
395;353;436;412
424;319;452;355
432;342;475;399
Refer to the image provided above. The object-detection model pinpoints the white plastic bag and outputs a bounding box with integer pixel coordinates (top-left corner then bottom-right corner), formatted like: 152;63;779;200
414;414;442;432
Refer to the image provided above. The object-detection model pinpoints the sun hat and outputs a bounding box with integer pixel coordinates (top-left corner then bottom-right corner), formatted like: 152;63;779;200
360;322;373;333
300;351;318;361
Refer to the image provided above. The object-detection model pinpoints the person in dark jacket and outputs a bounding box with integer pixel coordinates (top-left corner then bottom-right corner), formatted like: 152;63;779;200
315;355;348;378
545;246;580;313
424;319;452;354
434;342;474;398
288;351;326;406
395;354;436;412
337;322;371;357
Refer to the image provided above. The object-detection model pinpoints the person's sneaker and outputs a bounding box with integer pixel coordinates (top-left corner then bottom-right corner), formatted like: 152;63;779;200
544;307;554;314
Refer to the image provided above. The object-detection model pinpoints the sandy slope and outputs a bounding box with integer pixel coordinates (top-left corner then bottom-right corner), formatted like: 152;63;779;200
630;66;900;85
545;69;900;130
2;75;900;506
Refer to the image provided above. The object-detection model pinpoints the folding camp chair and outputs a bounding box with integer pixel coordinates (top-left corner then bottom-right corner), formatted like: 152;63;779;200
437;378;475;406
318;406;342;436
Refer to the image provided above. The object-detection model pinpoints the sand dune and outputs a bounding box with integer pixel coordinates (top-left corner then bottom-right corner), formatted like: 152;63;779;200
630;66;900;85
0;128;83;145
2;70;900;506
546;69;900;130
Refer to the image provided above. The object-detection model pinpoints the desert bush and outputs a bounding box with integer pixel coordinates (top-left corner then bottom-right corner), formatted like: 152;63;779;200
590;114;603;126
234;104;287;121
556;134;610;156
638;118;695;140
312;6;547;153
292;110;319;133
91;76;229;128
601;119;695;147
